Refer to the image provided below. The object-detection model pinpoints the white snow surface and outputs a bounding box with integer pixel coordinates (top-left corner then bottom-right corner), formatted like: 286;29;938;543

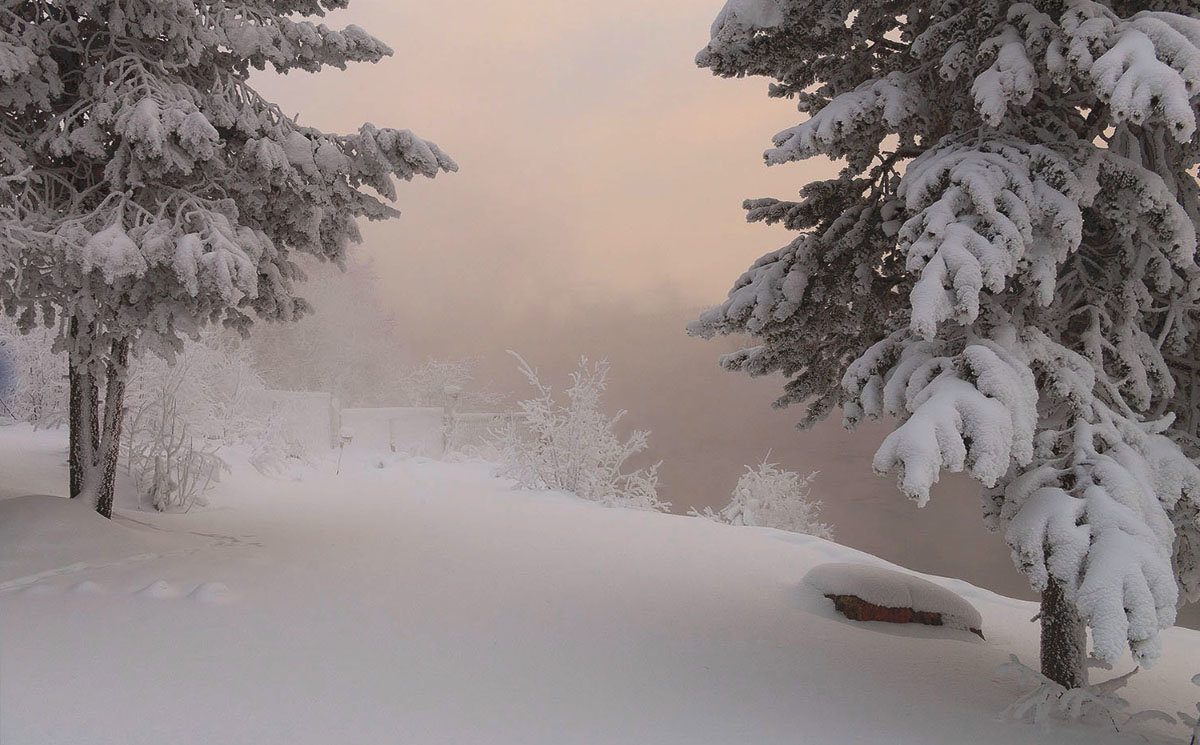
805;562;983;632
2;424;1200;744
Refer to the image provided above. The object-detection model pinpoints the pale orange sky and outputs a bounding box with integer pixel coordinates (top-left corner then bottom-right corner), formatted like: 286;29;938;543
256;0;834;323
252;1;1046;604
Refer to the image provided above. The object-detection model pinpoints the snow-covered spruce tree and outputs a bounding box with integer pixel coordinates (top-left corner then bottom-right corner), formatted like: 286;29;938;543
0;1;455;518
691;0;1200;687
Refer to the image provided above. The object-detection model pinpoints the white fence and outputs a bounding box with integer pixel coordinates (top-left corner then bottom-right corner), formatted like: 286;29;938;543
262;390;339;455
264;390;520;460
339;407;446;457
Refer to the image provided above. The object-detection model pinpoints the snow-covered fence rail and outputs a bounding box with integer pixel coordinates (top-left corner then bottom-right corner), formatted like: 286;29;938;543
340;407;445;457
273;401;524;458
262;390;339;454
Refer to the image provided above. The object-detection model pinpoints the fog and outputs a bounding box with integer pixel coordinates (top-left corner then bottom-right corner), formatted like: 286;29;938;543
251;1;1040;601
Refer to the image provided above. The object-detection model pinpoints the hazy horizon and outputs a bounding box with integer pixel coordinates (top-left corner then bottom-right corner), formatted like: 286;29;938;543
252;0;1039;602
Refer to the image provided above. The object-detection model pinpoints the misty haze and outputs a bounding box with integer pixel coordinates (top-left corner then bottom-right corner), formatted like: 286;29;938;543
4;1;1200;743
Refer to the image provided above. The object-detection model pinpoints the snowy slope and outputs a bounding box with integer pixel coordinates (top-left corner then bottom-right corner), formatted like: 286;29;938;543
1;425;1199;745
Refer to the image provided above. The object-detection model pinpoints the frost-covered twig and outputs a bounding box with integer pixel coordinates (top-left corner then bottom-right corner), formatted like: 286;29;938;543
1175;673;1200;745
997;654;1173;733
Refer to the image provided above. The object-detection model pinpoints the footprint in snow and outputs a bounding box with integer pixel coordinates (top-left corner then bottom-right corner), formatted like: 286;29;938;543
188;582;234;605
21;583;59;596
134;580;182;600
70;580;104;595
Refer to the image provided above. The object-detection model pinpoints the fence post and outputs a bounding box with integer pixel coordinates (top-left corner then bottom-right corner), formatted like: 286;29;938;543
442;385;461;454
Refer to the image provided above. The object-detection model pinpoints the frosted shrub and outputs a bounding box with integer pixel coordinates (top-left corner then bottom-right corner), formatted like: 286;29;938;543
698;460;832;540
397;358;506;411
497;353;666;512
124;337;288;511
0;316;66;425
124;383;225;513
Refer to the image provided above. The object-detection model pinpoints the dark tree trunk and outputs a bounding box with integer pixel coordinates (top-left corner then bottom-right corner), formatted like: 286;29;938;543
68;342;82;499
67;318;99;499
1040;577;1087;689
67;319;130;520
94;338;129;519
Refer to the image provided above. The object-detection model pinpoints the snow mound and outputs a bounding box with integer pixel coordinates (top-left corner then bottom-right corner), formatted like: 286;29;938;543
0;495;116;562
188;582;233;604
805;562;983;633
4;429;1199;745
70;580;104;595
20;582;58;596
135;580;182;599
0;496;167;584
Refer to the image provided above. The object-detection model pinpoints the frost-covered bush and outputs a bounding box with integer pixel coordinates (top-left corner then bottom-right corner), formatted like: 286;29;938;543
0;315;66;426
397;358;506;411
123;379;226;513
497;353;666;512
124;336;289;512
1;315;287;510
697;460;832;539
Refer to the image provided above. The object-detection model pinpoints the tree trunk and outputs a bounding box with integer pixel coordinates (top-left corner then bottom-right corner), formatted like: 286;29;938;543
68;343;82;499
94;338;130;519
1040;577;1087;689
67;320;130;520
68;319;100;500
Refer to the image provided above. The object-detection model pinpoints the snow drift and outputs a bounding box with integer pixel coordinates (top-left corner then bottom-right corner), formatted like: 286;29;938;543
2;432;1200;744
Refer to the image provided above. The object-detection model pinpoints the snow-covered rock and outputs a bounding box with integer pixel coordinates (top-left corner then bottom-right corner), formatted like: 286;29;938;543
806;562;984;635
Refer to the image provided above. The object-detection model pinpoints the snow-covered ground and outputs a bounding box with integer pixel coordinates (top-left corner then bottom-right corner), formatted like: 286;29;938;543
2;425;1199;745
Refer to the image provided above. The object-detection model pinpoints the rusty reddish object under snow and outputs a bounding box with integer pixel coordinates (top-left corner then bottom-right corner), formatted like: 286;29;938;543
825;594;985;639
